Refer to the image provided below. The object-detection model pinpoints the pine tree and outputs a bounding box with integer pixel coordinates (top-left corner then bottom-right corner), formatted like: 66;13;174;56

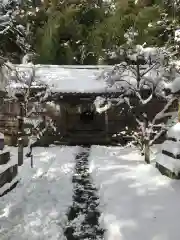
35;0;111;64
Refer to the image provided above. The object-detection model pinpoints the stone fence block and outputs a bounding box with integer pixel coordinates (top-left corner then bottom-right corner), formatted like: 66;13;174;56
0;150;10;165
0;165;18;188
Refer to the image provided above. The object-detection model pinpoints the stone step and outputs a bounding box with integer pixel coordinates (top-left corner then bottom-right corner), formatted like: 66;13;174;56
62;136;111;145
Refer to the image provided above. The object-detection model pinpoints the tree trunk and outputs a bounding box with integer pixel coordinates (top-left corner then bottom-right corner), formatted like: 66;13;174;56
144;140;150;164
17;98;25;166
136;57;140;89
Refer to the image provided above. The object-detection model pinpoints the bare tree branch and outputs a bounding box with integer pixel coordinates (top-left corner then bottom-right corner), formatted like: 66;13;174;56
140;62;160;78
150;126;166;146
152;96;178;125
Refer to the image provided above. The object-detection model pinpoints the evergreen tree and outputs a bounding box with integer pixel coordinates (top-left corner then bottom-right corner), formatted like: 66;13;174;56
1;0;180;64
35;0;111;64
0;0;31;63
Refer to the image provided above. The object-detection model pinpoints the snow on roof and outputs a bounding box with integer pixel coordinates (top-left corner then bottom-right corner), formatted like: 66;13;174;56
6;64;114;94
4;63;173;97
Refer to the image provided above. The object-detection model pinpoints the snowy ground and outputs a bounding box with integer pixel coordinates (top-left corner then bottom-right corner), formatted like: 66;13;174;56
89;145;180;240
0;146;79;240
1;145;180;240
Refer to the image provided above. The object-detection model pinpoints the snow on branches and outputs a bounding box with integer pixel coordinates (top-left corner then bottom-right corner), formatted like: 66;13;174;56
0;0;31;61
0;61;58;155
95;46;179;163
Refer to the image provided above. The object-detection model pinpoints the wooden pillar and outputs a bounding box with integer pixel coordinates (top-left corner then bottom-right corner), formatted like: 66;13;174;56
66;104;70;132
63;105;67;136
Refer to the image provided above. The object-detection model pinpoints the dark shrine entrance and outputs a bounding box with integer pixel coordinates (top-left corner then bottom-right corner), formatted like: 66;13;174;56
80;110;94;123
79;103;95;124
59;94;108;145
73;102;105;134
49;91;125;145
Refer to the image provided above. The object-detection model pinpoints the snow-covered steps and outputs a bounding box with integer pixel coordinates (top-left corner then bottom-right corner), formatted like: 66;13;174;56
156;123;180;179
0;147;19;197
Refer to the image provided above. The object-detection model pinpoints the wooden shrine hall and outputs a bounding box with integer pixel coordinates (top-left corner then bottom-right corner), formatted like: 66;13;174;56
0;64;166;146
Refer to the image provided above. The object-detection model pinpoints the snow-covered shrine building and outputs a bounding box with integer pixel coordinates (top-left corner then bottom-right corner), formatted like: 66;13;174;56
0;65;123;145
0;64;169;146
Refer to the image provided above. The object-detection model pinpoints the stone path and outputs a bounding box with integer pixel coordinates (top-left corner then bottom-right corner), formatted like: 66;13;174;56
64;146;105;239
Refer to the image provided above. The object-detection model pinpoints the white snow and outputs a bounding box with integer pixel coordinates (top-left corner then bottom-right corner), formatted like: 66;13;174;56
0;146;10;155
100;63;167;98
0;0;10;5
166;77;180;93
94;96;112;113
175;29;180;43
161;140;180;156
89;145;180;240
2;61;174;96
0;146;79;240
167;122;180;140
4;65;113;93
1;144;180;240
156;152;180;175
24;117;42;127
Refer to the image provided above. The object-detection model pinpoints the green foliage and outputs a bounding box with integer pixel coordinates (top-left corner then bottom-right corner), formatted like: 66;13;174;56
36;12;62;63
2;0;180;64
0;0;32;63
34;1;111;64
